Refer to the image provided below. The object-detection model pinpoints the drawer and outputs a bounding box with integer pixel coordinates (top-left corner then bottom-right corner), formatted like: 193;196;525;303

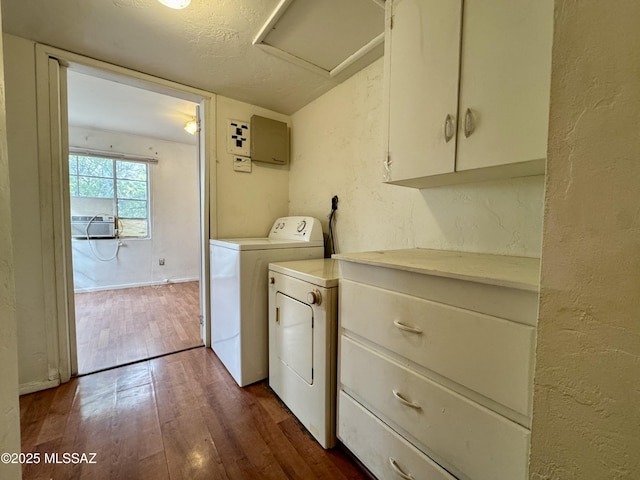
340;280;535;418
340;336;530;480
338;391;456;480
338;260;539;326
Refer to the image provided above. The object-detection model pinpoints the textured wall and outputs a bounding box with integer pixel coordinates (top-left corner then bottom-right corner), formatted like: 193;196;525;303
214;96;291;239
289;58;545;257
529;1;640;478
0;8;23;478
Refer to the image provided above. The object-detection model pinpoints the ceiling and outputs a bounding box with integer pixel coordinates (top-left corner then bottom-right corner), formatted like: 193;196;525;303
67;70;199;145
1;0;385;116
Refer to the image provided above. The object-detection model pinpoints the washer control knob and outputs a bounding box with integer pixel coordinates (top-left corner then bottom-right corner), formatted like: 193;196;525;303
307;289;322;305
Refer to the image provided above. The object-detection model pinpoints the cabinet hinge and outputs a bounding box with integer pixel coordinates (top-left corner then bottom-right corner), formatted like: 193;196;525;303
199;315;204;326
390;15;394;30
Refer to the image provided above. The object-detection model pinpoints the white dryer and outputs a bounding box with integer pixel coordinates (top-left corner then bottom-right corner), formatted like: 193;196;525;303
268;259;339;449
210;217;323;387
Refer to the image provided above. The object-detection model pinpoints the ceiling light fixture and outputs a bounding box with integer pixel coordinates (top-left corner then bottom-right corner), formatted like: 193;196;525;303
158;0;191;9
184;118;198;135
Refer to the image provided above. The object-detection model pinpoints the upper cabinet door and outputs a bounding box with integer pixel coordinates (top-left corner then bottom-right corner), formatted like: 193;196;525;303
384;0;463;182
455;0;553;171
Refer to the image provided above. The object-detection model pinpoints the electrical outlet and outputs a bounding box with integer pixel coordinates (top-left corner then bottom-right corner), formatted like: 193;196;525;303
227;119;250;156
159;258;165;266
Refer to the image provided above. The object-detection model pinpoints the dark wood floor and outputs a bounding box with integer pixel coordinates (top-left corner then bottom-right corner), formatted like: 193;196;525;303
19;347;368;480
75;282;202;374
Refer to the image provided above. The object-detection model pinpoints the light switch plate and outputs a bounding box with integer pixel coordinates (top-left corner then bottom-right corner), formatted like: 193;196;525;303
227;119;250;156
233;156;252;173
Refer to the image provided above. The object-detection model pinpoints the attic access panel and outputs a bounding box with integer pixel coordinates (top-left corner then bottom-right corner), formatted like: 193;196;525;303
253;0;385;77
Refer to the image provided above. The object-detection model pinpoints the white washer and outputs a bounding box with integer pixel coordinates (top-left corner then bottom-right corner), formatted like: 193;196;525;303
268;259;339;449
210;217;324;387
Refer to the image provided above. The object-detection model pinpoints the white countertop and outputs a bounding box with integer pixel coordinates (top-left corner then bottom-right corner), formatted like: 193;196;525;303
333;249;540;291
269;259;339;288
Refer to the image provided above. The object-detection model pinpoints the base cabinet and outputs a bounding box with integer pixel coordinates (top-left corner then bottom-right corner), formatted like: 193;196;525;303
335;249;540;480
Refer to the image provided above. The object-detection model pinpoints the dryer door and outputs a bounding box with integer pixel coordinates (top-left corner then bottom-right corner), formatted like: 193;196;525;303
275;292;314;385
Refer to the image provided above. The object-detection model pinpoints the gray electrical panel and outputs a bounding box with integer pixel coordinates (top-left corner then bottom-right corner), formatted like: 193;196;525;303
250;115;289;165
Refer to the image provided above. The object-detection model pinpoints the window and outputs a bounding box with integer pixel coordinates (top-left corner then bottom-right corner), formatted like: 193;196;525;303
69;155;149;238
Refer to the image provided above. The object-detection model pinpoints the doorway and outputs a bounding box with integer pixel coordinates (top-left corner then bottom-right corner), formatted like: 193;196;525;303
34;44;216;382
66;70;204;374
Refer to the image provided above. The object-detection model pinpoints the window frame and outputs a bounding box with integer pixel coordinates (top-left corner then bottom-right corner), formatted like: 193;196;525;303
69;154;151;239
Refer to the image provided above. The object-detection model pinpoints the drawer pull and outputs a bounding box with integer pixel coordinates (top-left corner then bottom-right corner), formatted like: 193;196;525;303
393;320;423;334
392;389;421;410
388;457;415;480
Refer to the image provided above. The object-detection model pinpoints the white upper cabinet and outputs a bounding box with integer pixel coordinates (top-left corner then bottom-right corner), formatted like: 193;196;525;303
457;0;553;171
383;0;553;188
384;0;462;181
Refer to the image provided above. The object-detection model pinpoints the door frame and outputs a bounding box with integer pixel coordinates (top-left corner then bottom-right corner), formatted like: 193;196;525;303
35;43;217;382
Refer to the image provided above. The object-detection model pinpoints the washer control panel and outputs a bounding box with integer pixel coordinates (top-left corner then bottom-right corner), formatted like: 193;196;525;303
269;216;323;242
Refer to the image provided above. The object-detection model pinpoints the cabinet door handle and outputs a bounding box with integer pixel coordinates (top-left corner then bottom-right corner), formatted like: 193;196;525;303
388;457;415;480
463;107;475;138
443;114;455;143
392;389;421;409
393;320;422;334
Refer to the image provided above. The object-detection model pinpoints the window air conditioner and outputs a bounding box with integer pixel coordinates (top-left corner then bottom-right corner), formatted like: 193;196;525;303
71;215;117;238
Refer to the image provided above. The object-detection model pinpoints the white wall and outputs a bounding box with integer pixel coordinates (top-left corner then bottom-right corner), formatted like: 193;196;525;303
69;126;199;291
0;17;23;480
529;1;640;478
289;58;545;257
214;96;291;238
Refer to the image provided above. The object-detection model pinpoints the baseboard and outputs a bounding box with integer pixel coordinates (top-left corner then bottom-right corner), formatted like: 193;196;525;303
19;378;60;396
74;277;199;294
